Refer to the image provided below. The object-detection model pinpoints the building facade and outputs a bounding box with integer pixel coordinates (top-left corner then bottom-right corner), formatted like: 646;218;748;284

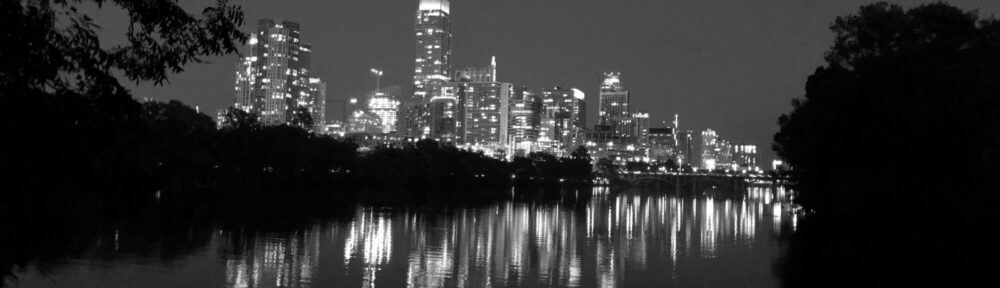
598;72;631;136
647;127;677;163
413;0;453;102
348;110;382;134
366;86;401;134
307;78;326;129
509;86;542;155
230;19;320;129
542;87;587;154
733;144;759;170
462;82;512;149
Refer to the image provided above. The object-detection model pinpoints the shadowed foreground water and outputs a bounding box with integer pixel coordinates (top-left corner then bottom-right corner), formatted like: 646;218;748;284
14;186;795;288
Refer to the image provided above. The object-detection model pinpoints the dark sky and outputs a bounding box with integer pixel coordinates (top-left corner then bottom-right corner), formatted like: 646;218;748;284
92;0;999;163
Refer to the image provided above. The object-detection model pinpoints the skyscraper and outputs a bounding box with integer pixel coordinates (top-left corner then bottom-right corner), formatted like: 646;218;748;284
621;111;650;142
307;78;326;129
509;86;542;154
542;87;587;153
733;144;759;170
647;127;677;163
430;83;462;141
462;82;512;149
675;129;695;167
367;86;401;134
413;0;453;102
232;35;258;113
230;19;318;128
598;72;631;136
700;129;718;170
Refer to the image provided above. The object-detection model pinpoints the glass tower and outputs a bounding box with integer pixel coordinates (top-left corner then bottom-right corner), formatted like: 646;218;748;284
413;0;453;102
231;19;318;128
598;72;631;136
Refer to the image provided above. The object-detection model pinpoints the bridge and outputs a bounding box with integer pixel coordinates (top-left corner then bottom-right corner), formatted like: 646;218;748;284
616;172;774;191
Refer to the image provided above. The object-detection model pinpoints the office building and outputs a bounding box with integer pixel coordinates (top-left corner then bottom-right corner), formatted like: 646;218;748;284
348;110;382;134
366;86;400;134
413;0;452;102
675;130;695;167
647;127;676;163
733;144;759;170
598;72;631;136
307;78;326;130
230;19;317;127
509;86;542;155
462;82;512;149
542;87;587;153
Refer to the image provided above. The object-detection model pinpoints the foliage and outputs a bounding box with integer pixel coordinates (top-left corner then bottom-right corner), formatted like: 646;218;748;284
773;2;1000;286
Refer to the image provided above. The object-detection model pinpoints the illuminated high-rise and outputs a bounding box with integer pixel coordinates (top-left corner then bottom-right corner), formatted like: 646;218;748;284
230;19;315;127
700;129;718;170
307;78;326;129
699;129;733;170
413;0;452;102
542;87;587;153
462;82;512;149
509;86;542;153
733;144;759;170
430;83;462;141
367;86;401;134
232;34;258;113
598;72;631;136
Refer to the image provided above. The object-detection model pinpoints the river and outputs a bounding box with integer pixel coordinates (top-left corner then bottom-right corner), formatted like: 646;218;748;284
11;186;795;288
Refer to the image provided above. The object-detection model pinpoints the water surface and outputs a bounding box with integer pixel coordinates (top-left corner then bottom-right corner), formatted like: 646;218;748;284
13;186;794;287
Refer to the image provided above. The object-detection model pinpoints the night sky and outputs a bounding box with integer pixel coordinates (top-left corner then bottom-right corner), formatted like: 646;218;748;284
91;0;999;163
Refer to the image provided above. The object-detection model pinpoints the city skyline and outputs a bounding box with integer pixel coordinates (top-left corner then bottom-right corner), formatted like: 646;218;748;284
93;0;1000;164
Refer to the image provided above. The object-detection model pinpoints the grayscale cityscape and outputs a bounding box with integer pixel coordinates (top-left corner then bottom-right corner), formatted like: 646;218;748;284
2;0;999;287
221;1;767;174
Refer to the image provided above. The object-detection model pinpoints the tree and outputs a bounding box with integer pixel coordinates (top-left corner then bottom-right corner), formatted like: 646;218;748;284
775;2;1000;213
663;159;679;171
773;3;1000;286
0;1;246;284
596;158;619;180
223;107;261;130
289;106;314;130
570;146;591;161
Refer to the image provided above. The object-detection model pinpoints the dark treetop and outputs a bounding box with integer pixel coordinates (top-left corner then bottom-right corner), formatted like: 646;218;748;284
773;3;1000;286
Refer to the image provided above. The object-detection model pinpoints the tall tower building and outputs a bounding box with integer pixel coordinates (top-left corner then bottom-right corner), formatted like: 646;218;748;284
431;83;463;141
598;72;631;136
700;129;719;170
231;19;317;127
462;82;512;149
542;87;587;153
413;0;453;102
232;34;258;113
307;78;326;129
509;86;542;151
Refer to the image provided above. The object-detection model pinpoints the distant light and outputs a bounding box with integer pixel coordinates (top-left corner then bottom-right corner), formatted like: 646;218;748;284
571;88;585;100
350;98;358;104
418;0;450;13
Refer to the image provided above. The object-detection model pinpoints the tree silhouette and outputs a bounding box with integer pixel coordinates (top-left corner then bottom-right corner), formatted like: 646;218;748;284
223;106;261;130
1;1;246;286
773;3;1000;286
289;106;314;130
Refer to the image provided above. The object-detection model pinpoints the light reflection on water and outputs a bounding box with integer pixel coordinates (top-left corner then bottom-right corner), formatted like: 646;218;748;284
15;186;795;288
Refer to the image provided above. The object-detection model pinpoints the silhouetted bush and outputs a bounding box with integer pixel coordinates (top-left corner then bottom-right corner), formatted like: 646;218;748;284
773;3;1000;286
